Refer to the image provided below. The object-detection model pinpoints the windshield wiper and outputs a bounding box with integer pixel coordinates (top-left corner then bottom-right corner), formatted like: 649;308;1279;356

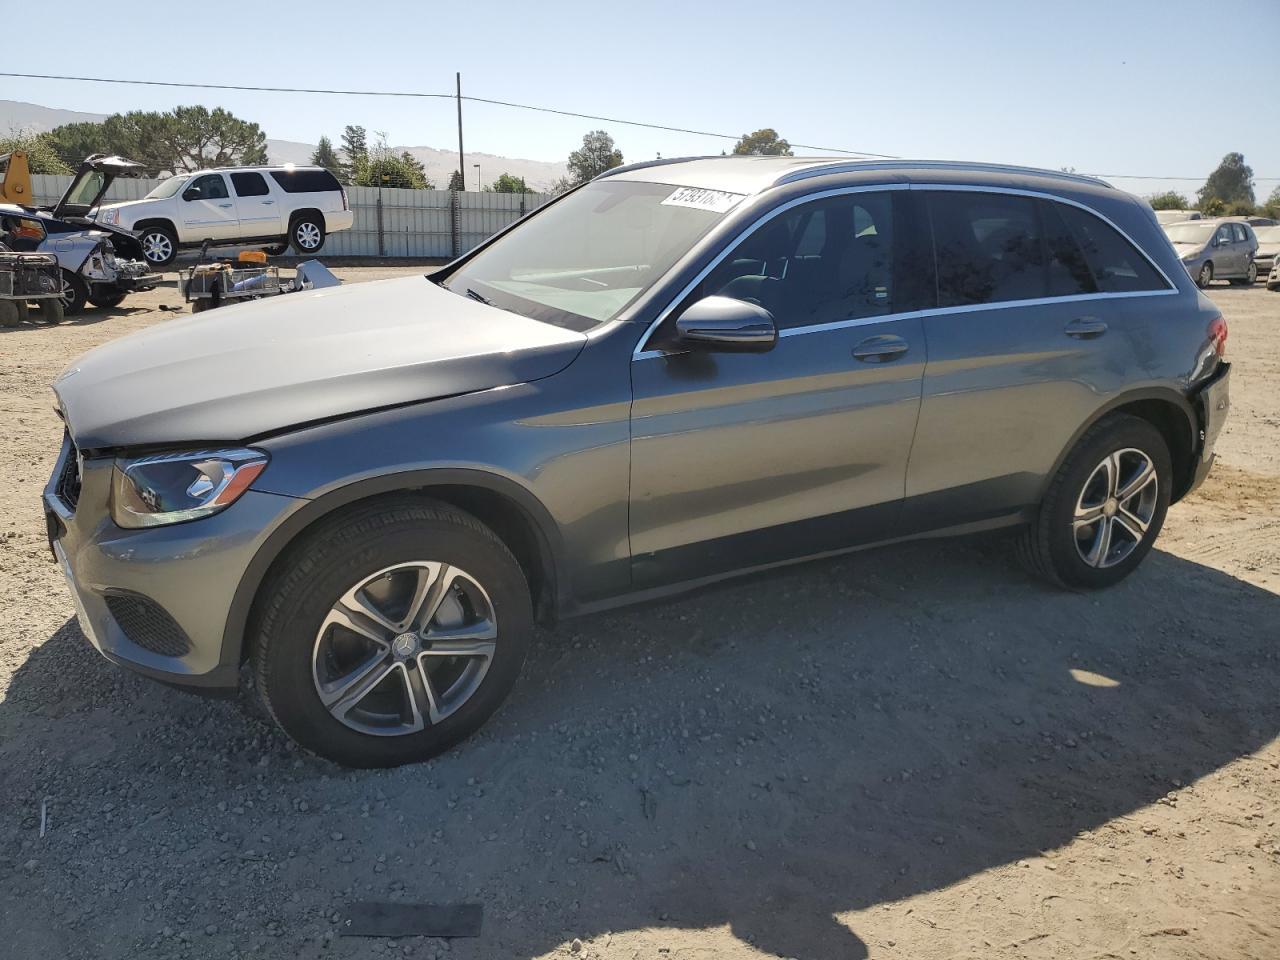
465;287;493;306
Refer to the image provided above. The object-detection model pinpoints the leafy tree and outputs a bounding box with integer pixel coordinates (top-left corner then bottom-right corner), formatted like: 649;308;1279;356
0;131;72;174
447;169;466;192
567;130;623;185
310;136;342;176
353;134;433;190
732;128;793;157
1262;186;1280;220
49;106;267;176
340;125;368;183
1225;200;1256;217
1148;190;1190;210
490;172;534;194
1201;197;1225;217
547;176;575;197
1197;152;1255;210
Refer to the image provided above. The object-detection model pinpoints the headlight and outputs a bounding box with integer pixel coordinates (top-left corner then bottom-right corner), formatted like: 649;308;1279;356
111;448;268;528
100;208;120;226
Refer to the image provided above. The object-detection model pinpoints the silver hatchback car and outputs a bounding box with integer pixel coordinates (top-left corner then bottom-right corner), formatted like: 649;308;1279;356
1164;218;1259;287
46;157;1231;767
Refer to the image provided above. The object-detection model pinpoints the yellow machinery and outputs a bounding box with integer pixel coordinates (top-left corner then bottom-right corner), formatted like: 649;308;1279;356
0;152;34;206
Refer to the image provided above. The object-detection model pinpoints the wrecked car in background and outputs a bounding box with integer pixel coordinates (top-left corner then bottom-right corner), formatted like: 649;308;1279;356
0;154;159;313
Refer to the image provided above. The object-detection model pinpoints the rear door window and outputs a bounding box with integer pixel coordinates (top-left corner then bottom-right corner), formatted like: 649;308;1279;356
1055;203;1171;293
928;192;1047;306
231;172;270;197
269;169;342;194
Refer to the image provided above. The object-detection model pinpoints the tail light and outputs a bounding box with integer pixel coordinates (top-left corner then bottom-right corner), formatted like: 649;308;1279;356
1208;315;1228;358
341;188;349;212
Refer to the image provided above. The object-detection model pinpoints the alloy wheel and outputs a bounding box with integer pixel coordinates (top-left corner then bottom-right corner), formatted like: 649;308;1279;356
311;561;498;737
142;232;173;264
295;222;322;250
1072;448;1159;569
1198;263;1213;288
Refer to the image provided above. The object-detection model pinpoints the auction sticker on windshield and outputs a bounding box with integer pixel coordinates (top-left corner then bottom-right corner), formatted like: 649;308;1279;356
661;187;745;213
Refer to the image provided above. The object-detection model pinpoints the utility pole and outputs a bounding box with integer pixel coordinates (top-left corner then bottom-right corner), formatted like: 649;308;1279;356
455;72;464;193
474;163;481;192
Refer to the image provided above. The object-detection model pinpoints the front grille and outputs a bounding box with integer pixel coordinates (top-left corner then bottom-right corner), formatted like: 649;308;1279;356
55;433;81;512
105;593;192;657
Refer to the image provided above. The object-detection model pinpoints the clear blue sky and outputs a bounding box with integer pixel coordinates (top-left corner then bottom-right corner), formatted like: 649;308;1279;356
4;0;1278;197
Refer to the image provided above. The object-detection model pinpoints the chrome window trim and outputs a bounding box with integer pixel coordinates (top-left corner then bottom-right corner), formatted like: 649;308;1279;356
633;182;1178;361
773;160;1112;190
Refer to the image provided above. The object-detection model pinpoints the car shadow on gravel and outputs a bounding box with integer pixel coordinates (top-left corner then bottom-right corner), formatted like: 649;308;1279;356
1;537;1277;960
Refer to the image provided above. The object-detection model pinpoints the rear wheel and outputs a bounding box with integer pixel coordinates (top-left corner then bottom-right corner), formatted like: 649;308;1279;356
251;498;532;768
0;300;24;327
290;215;325;255
1019;414;1171;589
29;298;64;325
88;289;128;309
60;271;89;315
138;225;178;268
1196;262;1214;288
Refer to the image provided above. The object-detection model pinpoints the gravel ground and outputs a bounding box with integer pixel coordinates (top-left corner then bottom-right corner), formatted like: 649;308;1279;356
1;269;1278;960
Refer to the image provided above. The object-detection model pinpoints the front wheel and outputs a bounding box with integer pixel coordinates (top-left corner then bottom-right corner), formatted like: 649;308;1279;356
1019;414;1171;589
251;498;532;768
88;288;128;309
1245;262;1258;284
290;215;325;255
60;271;89;315
1196;261;1214;288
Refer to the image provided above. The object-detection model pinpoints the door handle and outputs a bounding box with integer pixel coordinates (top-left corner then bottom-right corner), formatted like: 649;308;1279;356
1065;317;1108;339
218;203;233;208
852;334;909;362
262;200;274;204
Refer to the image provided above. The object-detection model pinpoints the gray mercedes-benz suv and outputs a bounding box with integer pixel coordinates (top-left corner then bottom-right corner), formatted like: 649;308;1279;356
44;157;1231;767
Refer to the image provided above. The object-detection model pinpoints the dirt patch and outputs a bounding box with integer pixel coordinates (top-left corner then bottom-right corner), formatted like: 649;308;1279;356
1;273;1277;959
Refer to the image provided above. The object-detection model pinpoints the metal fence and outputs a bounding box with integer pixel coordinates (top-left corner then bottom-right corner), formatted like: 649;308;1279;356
29;174;554;259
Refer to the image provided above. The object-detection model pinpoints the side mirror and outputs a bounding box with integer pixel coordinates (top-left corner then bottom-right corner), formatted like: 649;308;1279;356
674;295;778;353
182;189;199;202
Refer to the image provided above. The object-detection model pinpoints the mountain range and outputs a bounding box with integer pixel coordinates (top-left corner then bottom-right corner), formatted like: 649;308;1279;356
0;100;568;190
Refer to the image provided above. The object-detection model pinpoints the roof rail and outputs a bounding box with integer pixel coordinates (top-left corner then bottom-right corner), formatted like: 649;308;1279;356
594;156;718;180
773;159;1113;189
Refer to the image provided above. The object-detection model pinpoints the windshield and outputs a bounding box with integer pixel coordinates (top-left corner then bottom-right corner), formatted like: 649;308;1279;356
440;179;740;331
1254;225;1280;243
1164;223;1214;244
144;175;190;200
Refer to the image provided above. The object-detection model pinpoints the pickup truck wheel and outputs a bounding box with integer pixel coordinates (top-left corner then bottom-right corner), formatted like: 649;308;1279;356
252;498;532;768
138;225;178;267
1019;414;1171;590
290;216;325;254
59;271;89;315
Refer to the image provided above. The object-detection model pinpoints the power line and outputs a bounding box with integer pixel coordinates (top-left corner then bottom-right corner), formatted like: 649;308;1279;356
2;71;1276;181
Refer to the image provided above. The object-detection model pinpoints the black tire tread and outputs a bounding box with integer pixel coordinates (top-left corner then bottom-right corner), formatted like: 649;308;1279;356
250;496;525;764
1018;413;1163;589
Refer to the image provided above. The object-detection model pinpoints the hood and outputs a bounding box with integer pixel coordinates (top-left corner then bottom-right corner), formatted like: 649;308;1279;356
1256;242;1279;258
54;275;587;450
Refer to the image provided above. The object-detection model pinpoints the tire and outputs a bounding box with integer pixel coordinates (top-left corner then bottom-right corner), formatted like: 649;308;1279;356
0;300;24;327
88;289;128;309
251;497;532;768
1196;261;1214;288
264;242;289;257
138;224;178;268
1018;413;1171;590
289;214;325;255
60;270;89;315
29;298;64;325
1246;262;1258;284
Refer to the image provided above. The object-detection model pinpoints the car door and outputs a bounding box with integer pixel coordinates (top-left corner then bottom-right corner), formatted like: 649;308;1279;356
1211;223;1237;276
179;173;239;241
904;188;1175;528
628;188;928;587
229;171;282;238
1232;223;1253;275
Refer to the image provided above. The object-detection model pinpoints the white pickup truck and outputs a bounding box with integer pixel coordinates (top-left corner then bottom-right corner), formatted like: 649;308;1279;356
97;166;354;267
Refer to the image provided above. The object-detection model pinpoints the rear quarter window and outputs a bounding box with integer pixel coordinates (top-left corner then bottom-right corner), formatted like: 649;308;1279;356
268;169;342;194
1055;202;1171;293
